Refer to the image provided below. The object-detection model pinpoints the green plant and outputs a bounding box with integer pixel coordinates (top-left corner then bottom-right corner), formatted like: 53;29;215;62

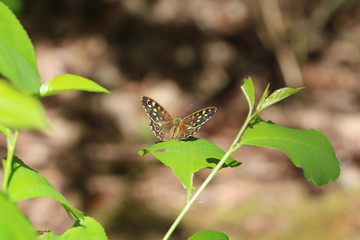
0;2;109;239
0;1;341;240
139;79;340;239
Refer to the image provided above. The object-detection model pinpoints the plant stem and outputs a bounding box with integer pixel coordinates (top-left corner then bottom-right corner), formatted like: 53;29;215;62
162;149;234;240
162;80;259;239
186;187;192;204
231;107;255;152
1;130;20;193
162;112;254;240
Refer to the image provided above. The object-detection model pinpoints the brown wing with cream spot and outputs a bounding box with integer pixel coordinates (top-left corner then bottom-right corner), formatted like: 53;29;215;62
141;96;174;140
180;107;217;139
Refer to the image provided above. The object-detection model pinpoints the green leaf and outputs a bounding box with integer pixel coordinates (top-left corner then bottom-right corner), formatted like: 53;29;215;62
255;83;270;112
0;80;49;130
0;0;23;14
139;138;240;192
240;77;255;110
188;230;229;240
0;193;37;240
242;118;340;186
39;74;110;97
0;124;11;137
42;217;107;240
0;2;40;94
257;87;304;113
5;156;84;221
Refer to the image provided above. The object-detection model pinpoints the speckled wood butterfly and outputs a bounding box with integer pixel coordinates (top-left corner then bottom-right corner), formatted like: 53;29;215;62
141;96;217;141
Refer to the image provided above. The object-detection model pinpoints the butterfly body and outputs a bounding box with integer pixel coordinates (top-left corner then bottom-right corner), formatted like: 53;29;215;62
141;96;217;141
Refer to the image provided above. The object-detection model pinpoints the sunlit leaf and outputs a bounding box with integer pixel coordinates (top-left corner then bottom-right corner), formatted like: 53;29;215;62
5;157;84;221
0;0;23;14
139;138;240;192
39;74;110;97
241;77;255;110
242;118;340;186
255;83;270;112
188;230;229;240
0;124;11;137
0;80;49;130
0;193;37;240
42;217;107;240
0;2;40;94
257;87;303;113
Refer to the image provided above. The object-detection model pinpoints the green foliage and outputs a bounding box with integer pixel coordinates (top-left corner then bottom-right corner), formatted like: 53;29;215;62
239;79;339;186
139;138;240;192
0;193;37;240
0;1;341;239
39;74;110;97
241;77;303;116
188;230;229;240
0;3;110;239
4;157;84;221
0;0;23;14
256;83;270;112
0;80;49;131
0;2;40;94
242;118;340;186
241;77;255;109
143;77;340;239
255;86;304;114
42;217;107;240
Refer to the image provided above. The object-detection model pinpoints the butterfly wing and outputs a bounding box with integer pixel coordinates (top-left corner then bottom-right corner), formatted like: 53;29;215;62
141;96;174;140
179;107;217;140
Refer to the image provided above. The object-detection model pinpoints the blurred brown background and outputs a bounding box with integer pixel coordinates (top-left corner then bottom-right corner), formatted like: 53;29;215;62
1;0;360;239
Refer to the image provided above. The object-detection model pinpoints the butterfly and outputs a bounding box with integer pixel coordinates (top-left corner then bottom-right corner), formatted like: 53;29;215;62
141;96;217;141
